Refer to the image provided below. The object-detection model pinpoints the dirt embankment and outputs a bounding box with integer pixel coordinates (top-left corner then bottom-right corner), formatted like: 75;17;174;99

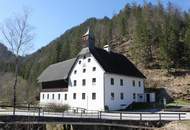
157;121;190;130
143;69;190;101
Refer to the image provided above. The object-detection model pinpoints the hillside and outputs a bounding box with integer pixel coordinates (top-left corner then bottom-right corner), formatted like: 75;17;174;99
0;43;15;72
0;2;190;102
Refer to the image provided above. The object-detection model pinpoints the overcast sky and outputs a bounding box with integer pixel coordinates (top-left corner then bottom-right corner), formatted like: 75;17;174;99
0;0;190;53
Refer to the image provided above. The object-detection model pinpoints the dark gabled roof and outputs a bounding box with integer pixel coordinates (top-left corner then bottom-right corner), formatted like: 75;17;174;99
38;47;145;83
38;58;76;82
89;47;146;78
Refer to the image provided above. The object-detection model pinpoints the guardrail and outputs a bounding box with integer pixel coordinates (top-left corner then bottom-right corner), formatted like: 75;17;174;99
0;105;187;121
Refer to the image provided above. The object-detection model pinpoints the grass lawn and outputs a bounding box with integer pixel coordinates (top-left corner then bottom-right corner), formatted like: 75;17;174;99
167;99;190;106
125;102;162;111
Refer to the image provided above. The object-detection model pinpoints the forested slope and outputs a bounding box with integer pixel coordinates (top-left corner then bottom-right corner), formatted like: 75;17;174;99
0;2;190;101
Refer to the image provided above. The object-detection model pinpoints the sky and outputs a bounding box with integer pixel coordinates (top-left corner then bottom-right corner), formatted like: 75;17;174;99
0;0;190;54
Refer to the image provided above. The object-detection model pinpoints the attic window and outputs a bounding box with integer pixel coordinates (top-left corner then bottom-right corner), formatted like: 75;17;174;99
138;81;141;87
83;69;86;73
132;80;135;87
83;55;86;59
88;58;91;62
74;70;77;74
111;78;114;85
93;67;96;71
79;60;81;64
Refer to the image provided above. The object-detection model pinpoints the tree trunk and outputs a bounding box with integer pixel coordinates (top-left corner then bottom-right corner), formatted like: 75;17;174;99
13;57;18;115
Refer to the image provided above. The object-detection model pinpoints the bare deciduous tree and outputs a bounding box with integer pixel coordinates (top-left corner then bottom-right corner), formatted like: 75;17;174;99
0;9;34;115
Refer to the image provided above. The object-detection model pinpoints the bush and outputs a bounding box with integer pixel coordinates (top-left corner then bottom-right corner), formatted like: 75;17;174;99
43;103;70;112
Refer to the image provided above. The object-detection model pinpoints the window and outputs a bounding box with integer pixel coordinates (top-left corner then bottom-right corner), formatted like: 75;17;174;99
88;58;91;62
92;78;96;85
83;55;86;59
83;69;86;73
120;79;123;86
92;93;96;100
52;94;54;99
58;94;61;100
65;94;67;100
47;94;49;99
132;80;135;87
74;80;77;86
79;60;81;64
73;93;76;99
74;70;77;74
42;94;44;99
138;81;141;87
111;78;114;85
111;93;114;100
82;79;86;86
120;93;124;100
82;93;86;100
133;93;136;100
92;67;96;71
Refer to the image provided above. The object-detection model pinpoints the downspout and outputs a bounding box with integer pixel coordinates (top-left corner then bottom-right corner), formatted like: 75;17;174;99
103;72;105;111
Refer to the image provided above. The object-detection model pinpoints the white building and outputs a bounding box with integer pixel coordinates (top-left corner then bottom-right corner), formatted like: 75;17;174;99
38;29;154;111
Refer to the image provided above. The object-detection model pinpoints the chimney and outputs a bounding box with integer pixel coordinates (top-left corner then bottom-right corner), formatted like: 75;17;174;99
82;28;95;48
103;45;111;52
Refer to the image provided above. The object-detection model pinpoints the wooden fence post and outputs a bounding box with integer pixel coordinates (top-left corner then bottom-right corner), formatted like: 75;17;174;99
99;111;102;119
179;113;181;120
140;113;142;120
159;113;161;121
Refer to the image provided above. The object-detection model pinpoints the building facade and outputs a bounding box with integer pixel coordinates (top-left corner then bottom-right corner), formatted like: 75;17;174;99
38;29;152;111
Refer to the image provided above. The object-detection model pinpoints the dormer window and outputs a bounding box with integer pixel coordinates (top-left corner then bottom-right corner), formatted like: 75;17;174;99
88;58;91;62
79;60;81;64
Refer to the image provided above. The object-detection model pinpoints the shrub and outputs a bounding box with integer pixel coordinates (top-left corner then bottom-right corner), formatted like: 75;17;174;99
43;103;70;112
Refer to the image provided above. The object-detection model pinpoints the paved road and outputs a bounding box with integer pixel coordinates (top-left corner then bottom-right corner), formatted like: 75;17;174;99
0;110;189;121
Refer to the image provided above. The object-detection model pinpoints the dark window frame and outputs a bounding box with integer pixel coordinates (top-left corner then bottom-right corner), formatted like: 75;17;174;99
83;68;86;73
73;93;76;100
120;93;124;100
133;93;136;100
82;93;86;100
120;79;123;86
65;94;67;100
92;78;96;85
111;92;114;100
138;81;141;87
132;80;135;87
82;79;86;86
58;94;61;100
92;67;96;71
74;80;77;86
92;93;96;100
111;78;114;85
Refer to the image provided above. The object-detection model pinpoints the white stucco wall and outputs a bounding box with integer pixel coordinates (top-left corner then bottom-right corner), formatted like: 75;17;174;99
68;53;105;111
104;73;144;110
39;52;146;111
40;92;68;105
144;93;155;102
